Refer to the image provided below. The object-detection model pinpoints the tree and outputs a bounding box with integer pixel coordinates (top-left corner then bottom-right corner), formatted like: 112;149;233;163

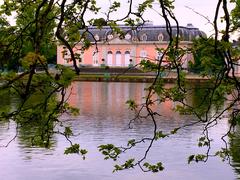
0;15;17;70
189;37;226;74
0;0;239;174
14;1;57;65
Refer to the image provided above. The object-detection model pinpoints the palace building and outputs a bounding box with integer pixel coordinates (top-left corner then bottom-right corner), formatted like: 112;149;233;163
57;23;206;68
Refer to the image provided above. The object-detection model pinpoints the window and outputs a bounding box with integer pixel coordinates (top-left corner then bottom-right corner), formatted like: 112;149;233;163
141;34;147;41
156;51;163;61
94;34;100;41
158;33;164;41
116;51;122;66
124;51;131;66
92;51;98;66
107;51;113;66
125;33;131;40
107;34;113;40
140;50;147;59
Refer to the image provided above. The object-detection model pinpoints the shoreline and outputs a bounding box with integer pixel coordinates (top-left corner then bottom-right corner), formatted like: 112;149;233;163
74;72;210;83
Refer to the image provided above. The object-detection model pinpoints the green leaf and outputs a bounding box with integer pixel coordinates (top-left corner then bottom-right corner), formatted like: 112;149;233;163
143;161;164;172
127;139;136;146
188;155;195;164
171;127;180;134
64;127;73;138
155;131;168;140
98;144;122;161
64;144;80;154
126;99;138;110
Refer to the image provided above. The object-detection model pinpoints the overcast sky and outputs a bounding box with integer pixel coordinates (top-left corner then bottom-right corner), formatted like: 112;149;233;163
94;0;233;37
172;0;224;36
4;0;233;37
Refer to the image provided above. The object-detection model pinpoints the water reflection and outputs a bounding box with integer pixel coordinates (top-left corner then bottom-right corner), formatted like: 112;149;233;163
0;81;238;180
0;90;18;145
230;125;240;177
185;83;225;118
0;89;57;158
67;82;146;117
0;89;14;117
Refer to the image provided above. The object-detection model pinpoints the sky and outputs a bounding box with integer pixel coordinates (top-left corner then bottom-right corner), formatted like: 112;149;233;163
2;0;234;37
94;0;234;37
168;0;219;35
172;0;228;36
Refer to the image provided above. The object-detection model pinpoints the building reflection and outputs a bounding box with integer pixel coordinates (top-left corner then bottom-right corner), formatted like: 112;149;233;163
67;82;145;117
67;82;179;118
65;82;237;148
66;82;202;128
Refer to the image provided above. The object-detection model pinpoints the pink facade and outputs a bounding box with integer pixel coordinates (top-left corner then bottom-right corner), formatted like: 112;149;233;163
57;24;204;68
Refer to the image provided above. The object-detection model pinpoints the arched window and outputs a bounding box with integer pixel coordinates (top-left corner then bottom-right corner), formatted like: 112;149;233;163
116;51;122;66
141;34;147;41
124;51;131;66
107;51;113;66
92;51;98;66
107;34;114;40
125;33;131;40
94;34;100;41
158;33;164;41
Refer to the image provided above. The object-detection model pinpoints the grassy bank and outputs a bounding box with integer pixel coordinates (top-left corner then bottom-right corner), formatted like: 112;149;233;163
74;73;210;83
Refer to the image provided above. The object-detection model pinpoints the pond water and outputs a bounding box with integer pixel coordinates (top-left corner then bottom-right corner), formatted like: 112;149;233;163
0;81;239;180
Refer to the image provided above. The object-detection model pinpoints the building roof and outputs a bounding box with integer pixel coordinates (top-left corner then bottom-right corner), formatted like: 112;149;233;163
83;23;206;42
